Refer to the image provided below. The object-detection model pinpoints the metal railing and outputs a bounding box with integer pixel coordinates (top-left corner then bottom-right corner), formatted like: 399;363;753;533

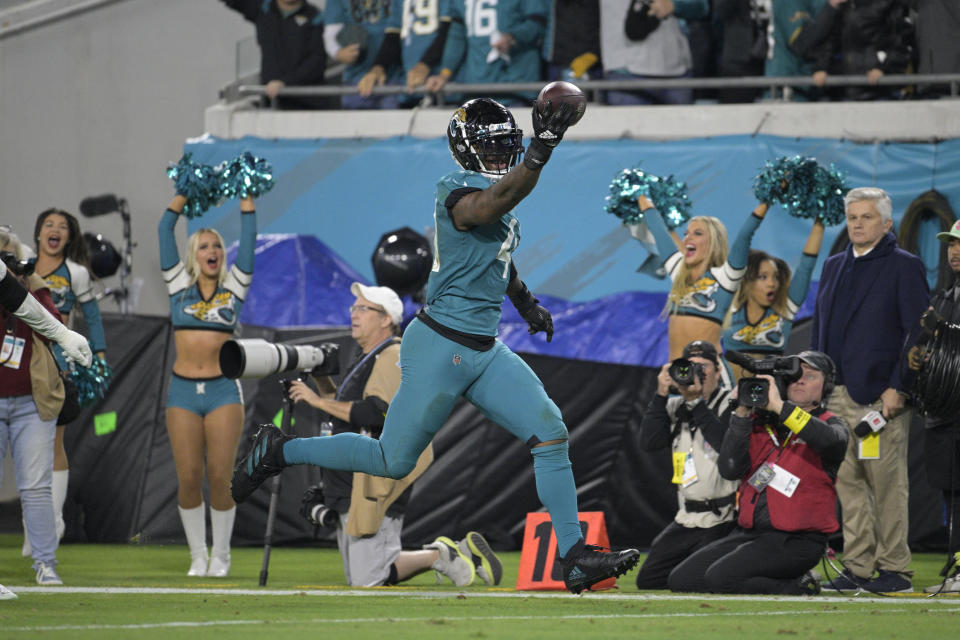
220;73;960;108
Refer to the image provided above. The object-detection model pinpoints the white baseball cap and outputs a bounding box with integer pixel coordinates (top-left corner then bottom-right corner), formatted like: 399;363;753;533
350;282;404;326
937;219;960;243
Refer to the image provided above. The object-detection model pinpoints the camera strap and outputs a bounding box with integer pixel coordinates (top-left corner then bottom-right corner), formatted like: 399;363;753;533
335;336;399;401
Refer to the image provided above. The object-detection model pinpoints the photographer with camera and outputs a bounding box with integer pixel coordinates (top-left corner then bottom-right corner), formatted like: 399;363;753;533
634;340;737;589
911;221;960;593
0;230;71;586
289;283;501;587
668;351;848;595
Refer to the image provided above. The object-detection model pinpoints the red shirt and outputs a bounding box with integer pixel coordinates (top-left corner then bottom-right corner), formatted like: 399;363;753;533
0;287;60;398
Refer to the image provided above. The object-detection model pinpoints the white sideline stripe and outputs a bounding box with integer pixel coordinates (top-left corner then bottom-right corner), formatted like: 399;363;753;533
9;608;960;633
6;585;960;605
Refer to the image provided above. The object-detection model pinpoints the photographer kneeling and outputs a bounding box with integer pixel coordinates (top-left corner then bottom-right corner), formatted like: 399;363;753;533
291;283;501;587
634;341;738;589
668;351;848;595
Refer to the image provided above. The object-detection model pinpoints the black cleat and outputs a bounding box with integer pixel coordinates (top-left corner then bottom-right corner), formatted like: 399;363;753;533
562;544;641;594
231;425;294;503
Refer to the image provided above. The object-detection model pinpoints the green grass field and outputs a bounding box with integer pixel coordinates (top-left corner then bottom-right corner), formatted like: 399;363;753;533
2;534;958;639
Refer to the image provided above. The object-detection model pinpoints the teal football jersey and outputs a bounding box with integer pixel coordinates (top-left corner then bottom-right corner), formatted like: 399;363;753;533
424;169;520;336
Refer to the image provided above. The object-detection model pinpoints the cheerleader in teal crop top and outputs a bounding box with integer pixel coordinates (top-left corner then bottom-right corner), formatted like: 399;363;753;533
158;194;256;579
723;220;825;380
32;208;107;553
632;194;769;370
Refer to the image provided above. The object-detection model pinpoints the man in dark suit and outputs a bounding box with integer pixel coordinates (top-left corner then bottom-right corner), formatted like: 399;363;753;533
810;187;929;594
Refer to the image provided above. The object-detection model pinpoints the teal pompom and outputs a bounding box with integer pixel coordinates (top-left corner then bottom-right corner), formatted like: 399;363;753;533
218;151;275;200
68;354;112;408
605;167;692;228
753;156;848;225
166;153;224;220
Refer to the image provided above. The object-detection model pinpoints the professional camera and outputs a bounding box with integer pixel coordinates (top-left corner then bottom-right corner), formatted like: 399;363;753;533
219;338;340;379
1;252;35;278
668;357;706;387
727;350;801;410
300;484;339;528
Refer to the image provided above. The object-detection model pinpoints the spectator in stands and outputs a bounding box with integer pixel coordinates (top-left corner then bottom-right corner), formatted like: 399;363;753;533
423;0;548;105
798;0;916;100
326;0;403;109
714;0;770;103
723;218;826;380
668;351;848;595
26;209;107;557
221;0;331;110
626;193;769;389
634;340;738;589
912;0;960;98
542;0;602;82
0;230;67;586
911;221;960;593
599;0;709;105
291;282;503;587
356;0;453;107
158;194;257;578
811;187;928;593
762;0;827;101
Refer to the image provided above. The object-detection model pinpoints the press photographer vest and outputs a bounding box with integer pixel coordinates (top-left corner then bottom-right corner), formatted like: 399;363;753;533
738;410;840;534
323;337;401;508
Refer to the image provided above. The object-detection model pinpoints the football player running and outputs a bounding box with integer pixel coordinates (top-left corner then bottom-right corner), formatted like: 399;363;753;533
232;97;640;593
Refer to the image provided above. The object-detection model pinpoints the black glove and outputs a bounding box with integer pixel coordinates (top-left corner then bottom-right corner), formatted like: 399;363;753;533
508;275;554;342
524;101;576;170
521;301;554;342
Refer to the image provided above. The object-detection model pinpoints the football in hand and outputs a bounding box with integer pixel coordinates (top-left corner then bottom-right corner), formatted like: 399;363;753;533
535;81;587;126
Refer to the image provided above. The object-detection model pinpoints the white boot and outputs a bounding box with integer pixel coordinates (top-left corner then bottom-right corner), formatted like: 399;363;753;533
207;506;235;577
178;503;208;576
52;470;68;541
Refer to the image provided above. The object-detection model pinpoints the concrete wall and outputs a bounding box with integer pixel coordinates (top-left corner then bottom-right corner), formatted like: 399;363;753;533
0;0;249;316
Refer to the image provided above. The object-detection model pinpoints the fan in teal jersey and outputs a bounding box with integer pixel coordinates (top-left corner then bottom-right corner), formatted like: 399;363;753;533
357;0;455;105
232;96;641;594
424;0;548;104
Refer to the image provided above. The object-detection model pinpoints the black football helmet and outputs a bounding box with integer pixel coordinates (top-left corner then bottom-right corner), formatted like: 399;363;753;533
448;98;524;179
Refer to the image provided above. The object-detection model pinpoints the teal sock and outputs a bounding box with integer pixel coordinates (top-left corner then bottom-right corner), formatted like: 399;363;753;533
531;441;583;557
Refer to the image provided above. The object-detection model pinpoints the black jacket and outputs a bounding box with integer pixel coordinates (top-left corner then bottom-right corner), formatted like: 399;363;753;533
795;0;914;98
222;0;329;108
